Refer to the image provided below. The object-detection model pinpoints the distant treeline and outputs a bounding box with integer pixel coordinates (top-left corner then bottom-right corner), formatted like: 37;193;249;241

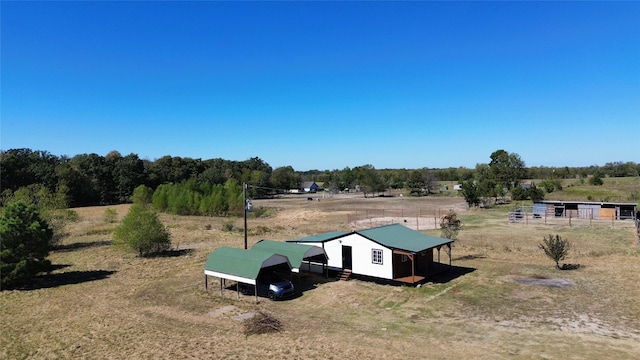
1;148;638;209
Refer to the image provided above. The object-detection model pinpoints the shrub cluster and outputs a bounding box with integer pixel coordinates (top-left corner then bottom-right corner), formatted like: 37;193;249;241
152;179;243;216
113;204;171;257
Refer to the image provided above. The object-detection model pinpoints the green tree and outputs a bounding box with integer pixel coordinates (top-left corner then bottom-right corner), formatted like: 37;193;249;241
1;202;53;288
589;172;604;186
70;153;114;205
270;166;299;191
131;185;154;205
510;186;529;201
539;234;571;269
111;153;146;203
1;184;76;247
460;180;480;207
113;204;171;257
528;183;545;202
354;165;386;198
424;169;439;194
489;149;526;190
407;169;426;195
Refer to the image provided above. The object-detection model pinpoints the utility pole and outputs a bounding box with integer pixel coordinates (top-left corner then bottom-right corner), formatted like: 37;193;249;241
243;183;248;249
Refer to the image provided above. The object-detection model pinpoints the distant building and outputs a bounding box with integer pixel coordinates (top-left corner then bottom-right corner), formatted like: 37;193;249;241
533;200;637;220
301;181;319;193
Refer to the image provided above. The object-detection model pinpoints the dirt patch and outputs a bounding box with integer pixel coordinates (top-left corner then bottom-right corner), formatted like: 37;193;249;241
514;277;573;288
351;216;441;231
207;305;238;318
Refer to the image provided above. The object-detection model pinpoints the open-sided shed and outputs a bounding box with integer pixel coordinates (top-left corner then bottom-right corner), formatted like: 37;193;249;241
204;246;292;302
252;239;328;274
289;224;453;284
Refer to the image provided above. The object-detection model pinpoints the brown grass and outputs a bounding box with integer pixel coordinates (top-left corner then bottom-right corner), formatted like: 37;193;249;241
1;194;639;359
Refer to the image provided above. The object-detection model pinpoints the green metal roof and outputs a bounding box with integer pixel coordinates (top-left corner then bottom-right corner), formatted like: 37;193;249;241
288;231;348;243
357;224;453;252
204;247;291;280
288;224;451;253
251;240;327;269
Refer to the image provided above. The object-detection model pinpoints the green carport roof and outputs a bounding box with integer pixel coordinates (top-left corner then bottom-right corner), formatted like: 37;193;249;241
204;247;291;281
252;240;328;270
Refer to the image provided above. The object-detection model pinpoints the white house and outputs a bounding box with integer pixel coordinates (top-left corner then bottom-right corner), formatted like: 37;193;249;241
288;224;454;284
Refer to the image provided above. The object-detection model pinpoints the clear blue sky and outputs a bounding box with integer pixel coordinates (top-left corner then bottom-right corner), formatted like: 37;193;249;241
2;1;639;171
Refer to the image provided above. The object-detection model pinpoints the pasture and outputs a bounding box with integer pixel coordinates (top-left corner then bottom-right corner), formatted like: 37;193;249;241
1;193;639;359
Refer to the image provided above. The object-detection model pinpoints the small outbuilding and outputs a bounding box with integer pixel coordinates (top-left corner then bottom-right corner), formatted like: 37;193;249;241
301;181;319;193
533;200;637;220
288;224;453;285
204;246;292;302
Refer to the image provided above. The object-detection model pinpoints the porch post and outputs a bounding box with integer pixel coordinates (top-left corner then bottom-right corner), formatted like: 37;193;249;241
437;246;441;263
205;274;208;291
220;277;223;296
411;254;415;284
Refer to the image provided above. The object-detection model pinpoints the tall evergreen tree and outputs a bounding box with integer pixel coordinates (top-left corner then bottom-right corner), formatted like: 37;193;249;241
1;202;53;288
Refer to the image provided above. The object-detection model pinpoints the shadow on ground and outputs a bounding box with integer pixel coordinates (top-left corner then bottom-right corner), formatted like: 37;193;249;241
17;269;117;290
53;240;113;252
156;249;194;257
429;264;476;284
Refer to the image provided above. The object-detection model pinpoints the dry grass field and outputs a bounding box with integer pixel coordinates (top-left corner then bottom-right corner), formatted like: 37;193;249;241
1;193;639;359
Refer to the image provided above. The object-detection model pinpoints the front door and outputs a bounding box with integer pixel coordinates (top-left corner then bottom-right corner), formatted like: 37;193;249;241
342;245;352;270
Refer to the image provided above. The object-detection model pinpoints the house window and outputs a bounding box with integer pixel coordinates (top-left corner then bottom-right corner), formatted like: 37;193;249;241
372;249;383;265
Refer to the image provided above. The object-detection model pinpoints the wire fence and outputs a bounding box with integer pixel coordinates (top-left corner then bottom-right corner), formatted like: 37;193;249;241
346;204;468;231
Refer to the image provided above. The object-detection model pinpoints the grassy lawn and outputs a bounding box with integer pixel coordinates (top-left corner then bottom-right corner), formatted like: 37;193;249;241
1;193;639;359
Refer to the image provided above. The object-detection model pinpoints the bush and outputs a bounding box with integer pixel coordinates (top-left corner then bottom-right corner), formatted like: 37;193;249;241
113;204;171;257
103;208;118;223
539;234;571;269
589;172;604;186
0;202;53;289
510;186;528;201
221;222;234;232
131;185;154;205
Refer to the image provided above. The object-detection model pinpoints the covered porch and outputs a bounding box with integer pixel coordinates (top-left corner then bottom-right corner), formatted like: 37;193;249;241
392;243;452;285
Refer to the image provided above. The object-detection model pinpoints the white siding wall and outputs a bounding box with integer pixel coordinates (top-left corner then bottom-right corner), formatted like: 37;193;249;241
294;236;394;280
328;234;393;280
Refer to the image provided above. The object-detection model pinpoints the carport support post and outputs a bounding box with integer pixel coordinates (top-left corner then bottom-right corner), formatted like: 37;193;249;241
220;278;223;296
205;274;208;291
255;281;259;303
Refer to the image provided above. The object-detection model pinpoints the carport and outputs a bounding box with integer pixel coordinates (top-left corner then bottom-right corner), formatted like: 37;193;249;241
252;239;329;275
204;246;292;303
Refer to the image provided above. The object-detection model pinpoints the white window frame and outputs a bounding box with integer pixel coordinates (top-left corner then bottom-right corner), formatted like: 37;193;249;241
372;249;383;265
